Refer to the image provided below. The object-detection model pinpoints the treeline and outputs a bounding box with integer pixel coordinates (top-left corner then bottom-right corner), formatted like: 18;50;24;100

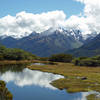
0;45;37;60
40;53;100;67
1;44;100;67
40;53;73;63
73;56;100;67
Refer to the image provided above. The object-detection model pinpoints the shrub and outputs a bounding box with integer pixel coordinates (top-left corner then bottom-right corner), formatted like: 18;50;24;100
49;54;73;63
39;57;49;61
0;45;37;60
73;57;100;67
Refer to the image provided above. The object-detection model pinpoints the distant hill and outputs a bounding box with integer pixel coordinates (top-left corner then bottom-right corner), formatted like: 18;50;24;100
66;34;100;57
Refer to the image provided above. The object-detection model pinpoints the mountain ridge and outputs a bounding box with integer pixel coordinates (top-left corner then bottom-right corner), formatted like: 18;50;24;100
66;33;100;57
0;28;98;57
0;28;85;57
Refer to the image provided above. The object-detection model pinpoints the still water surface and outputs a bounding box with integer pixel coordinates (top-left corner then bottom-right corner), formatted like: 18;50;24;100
0;65;92;100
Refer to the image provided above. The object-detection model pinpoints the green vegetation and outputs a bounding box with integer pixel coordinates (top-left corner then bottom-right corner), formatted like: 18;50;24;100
39;57;49;61
0;80;13;100
49;54;73;63
0;45;37;60
73;55;100;67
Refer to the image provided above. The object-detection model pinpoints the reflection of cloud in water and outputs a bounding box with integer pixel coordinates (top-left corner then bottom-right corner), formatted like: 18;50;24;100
79;91;95;100
66;91;97;100
0;68;64;90
0;68;99;100
81;92;90;100
81;91;100;100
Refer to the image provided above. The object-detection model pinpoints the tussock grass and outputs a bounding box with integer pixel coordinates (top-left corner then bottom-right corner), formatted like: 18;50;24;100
0;60;48;66
28;62;100;93
0;60;32;65
87;94;100;100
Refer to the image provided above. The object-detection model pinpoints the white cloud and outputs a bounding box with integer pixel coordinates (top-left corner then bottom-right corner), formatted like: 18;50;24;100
0;0;100;38
71;0;100;36
0;68;64;89
0;11;66;38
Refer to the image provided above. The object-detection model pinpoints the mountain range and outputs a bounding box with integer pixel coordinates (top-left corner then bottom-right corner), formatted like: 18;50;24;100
0;28;98;57
66;33;100;57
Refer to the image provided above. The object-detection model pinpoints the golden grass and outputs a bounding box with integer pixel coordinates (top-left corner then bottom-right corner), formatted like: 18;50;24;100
87;94;100;100
27;62;100;93
0;60;45;66
0;60;31;65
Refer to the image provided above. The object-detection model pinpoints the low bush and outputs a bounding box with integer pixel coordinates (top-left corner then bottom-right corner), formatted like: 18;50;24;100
73;56;100;67
0;45;37;60
49;54;73;63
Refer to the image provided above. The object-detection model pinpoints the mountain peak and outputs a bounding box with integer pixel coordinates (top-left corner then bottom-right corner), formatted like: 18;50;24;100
0;27;98;41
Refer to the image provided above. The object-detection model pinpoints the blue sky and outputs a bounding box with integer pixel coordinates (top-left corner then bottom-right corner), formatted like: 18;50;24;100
0;0;84;18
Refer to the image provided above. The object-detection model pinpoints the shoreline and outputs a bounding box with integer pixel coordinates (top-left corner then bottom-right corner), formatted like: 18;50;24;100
27;62;100;100
0;60;100;100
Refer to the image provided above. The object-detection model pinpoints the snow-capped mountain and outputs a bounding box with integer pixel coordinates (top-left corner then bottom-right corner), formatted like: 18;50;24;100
0;27;97;40
0;28;98;56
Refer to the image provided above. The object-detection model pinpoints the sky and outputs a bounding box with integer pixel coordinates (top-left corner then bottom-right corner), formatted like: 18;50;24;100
0;0;100;38
0;0;84;18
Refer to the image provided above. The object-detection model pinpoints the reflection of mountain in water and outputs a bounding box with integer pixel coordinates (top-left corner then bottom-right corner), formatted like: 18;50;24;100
0;68;64;90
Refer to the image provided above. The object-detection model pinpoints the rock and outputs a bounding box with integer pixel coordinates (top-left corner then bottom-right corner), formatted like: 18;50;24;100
81;77;87;80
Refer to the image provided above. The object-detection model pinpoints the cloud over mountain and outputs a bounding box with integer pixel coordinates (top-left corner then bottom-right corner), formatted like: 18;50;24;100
0;0;100;38
0;11;66;38
71;0;100;35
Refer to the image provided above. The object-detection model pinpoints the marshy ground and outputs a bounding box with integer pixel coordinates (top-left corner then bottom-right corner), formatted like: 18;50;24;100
28;61;100;100
1;60;100;100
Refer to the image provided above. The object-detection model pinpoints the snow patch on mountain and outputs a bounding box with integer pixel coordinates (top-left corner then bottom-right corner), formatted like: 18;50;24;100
0;26;97;41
